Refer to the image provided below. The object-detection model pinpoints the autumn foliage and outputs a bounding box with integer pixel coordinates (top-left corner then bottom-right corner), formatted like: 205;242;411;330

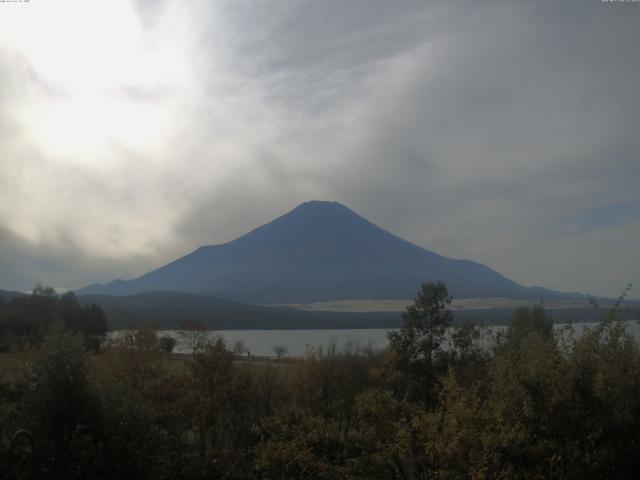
1;283;639;479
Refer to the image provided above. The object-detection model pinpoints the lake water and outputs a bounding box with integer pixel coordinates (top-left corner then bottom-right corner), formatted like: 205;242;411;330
111;320;640;357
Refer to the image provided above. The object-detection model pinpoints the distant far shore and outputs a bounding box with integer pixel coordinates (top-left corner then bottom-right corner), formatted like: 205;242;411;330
264;297;611;313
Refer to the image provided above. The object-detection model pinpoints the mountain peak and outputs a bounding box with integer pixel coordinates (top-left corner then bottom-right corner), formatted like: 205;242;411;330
286;200;358;221
294;200;348;210
241;200;383;247
77;200;571;302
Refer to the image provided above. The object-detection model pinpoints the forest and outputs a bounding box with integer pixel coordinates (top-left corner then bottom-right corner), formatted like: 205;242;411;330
0;282;639;479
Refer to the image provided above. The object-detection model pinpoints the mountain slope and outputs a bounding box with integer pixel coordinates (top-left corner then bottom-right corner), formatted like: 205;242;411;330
77;201;571;302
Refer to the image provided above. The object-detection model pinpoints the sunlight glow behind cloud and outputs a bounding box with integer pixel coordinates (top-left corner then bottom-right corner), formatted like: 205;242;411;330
1;0;192;160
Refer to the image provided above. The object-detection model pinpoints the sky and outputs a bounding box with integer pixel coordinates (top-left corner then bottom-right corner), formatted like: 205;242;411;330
0;0;638;299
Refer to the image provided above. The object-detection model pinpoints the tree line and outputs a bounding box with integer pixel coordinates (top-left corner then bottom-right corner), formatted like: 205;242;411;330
0;282;639;479
0;286;107;351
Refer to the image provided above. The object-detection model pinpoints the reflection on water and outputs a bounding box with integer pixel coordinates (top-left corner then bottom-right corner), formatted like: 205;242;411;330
110;320;640;357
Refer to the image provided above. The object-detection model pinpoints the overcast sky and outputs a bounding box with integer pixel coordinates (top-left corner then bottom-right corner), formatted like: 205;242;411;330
0;0;638;299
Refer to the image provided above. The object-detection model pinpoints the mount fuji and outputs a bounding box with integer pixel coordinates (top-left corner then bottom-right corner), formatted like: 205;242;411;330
77;201;571;303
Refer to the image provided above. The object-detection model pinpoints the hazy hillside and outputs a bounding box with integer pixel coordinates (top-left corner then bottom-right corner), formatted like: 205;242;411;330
0;289;26;303
78;201;577;303
77;290;627;331
77;291;401;330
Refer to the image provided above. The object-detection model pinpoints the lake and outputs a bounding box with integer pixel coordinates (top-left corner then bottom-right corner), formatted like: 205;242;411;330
111;320;640;357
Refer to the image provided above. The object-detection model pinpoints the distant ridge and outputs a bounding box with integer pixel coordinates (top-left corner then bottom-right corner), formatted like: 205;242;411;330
76;291;618;330
77;200;576;303
76;291;401;330
0;289;27;303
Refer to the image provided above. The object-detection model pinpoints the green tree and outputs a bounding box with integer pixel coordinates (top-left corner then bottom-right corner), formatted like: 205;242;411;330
0;287;107;350
25;330;97;475
498;304;553;351
388;281;452;406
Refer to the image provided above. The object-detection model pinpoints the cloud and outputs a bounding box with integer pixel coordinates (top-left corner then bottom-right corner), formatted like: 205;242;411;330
0;225;158;292
0;0;638;298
